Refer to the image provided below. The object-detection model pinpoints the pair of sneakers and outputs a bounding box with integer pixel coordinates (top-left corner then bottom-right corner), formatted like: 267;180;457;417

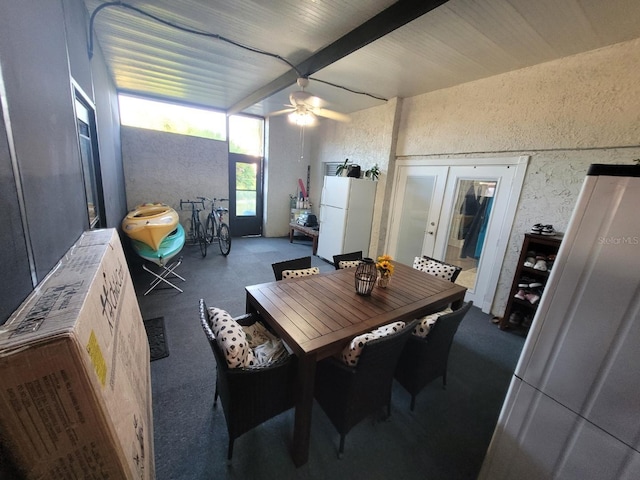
531;224;556;236
514;277;544;304
523;252;549;271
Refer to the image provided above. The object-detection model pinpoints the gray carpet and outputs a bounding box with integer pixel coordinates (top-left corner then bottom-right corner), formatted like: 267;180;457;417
127;235;525;480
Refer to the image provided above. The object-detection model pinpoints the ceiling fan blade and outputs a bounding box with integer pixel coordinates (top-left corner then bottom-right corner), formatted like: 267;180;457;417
290;91;323;108
314;108;351;122
268;107;296;117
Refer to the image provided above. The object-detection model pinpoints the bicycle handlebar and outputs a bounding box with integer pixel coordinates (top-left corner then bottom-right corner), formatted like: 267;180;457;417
179;199;205;210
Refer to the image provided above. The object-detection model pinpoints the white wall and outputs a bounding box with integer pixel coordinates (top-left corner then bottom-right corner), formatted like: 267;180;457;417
315;37;640;316
264;115;313;237
313;98;401;257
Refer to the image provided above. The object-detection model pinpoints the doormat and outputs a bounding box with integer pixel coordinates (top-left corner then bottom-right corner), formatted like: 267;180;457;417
143;317;169;361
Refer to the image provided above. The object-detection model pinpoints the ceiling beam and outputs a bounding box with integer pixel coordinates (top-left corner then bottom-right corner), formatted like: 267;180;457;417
227;0;449;115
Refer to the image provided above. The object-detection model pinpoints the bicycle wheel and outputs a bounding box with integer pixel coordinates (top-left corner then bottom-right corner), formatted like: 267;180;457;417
204;214;215;244
186;218;197;245
197;222;207;257
218;223;231;256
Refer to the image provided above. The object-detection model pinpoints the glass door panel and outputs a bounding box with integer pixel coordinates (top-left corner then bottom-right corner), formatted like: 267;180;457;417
229;153;262;236
443;179;497;291
387;165;447;265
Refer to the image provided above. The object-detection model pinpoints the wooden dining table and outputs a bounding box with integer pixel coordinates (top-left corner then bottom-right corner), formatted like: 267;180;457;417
244;261;467;467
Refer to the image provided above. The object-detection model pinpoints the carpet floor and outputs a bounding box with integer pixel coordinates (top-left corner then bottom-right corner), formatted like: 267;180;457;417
127;235;525;480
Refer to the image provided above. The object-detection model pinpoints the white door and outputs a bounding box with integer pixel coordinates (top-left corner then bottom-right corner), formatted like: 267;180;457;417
434;164;524;311
387;157;527;313
317;205;347;261
386;165;448;266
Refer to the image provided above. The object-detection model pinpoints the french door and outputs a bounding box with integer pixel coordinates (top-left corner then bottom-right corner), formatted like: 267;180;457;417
387;157;528;312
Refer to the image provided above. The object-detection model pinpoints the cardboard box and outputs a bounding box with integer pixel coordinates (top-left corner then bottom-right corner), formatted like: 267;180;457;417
0;229;154;479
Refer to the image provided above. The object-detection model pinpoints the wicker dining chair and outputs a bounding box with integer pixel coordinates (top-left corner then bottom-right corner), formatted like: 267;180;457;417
198;299;297;460
271;256;312;280
332;251;363;270
314;319;418;457
394;301;473;411
413;255;463;282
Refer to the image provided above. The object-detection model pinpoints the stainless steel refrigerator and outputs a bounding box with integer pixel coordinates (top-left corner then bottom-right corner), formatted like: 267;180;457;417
480;164;640;479
316;175;377;262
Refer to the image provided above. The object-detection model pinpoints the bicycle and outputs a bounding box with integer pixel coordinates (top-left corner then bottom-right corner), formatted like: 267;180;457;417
180;199;207;257
201;197;231;256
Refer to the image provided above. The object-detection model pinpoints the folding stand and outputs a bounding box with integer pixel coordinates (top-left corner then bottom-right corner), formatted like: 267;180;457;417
142;256;185;295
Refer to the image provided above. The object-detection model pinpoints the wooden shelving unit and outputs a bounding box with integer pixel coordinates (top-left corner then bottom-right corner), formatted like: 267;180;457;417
499;233;563;332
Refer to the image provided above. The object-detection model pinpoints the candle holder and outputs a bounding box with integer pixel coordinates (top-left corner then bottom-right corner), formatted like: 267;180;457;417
354;257;377;296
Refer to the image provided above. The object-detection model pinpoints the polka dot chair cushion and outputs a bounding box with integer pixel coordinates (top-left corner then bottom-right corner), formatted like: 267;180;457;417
338;260;362;269
341;321;405;366
281;267;320;279
412;307;453;337
207;307;255;368
413;256;458;281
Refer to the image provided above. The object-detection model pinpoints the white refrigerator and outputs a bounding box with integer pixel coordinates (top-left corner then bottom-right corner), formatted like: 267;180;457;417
316;176;377;262
480;164;640;480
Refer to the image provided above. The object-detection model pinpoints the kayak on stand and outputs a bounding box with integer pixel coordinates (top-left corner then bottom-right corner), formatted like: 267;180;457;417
122;203;179;251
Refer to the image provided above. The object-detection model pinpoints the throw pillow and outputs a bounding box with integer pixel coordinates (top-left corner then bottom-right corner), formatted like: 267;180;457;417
338;260;361;269
281;267;320;279
413;256;458;281
413;307;454;337
207;307;255;368
341;321;405;366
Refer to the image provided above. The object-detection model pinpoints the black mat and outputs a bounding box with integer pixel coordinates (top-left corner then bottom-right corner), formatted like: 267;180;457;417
143;317;169;361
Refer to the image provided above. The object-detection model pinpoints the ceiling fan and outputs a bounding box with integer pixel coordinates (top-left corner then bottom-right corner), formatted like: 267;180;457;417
269;77;351;126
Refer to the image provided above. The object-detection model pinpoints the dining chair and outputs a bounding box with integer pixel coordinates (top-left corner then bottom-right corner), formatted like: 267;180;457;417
332;251;363;270
198;299;297;460
394;301;473;411
413;255;463;282
314;319;418;457
271;256;312;280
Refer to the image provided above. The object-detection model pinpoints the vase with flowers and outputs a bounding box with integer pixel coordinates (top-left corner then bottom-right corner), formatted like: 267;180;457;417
376;254;394;288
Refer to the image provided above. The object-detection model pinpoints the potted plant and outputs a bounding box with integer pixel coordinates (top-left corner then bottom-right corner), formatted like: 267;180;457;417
336;158;350;176
365;164;380;181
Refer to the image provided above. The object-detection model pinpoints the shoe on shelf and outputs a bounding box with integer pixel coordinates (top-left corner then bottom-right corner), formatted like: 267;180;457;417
514;289;527;300
528;281;544;288
531;224;543;234
533;255;548;271
522;314;534;328
509;311;523;325
525;291;540;304
518;276;535;288
547;254;556;270
523;251;536;267
541;224;556;236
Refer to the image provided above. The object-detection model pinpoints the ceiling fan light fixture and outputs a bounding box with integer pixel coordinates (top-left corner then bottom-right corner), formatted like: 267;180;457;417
289;110;315;126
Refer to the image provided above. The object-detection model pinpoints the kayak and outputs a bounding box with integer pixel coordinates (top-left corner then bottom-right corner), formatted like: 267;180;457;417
122;203;179;251
131;224;185;266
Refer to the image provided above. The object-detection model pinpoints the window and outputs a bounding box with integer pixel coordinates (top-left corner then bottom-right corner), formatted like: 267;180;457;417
229;115;263;156
118;94;226;140
75;96;103;228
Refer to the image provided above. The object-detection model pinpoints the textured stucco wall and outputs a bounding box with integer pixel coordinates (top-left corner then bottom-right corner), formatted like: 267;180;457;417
121;126;228;227
313;99;400;257
315;38;640;316
393;38;640;316
397;38;640;156
264;116;313;237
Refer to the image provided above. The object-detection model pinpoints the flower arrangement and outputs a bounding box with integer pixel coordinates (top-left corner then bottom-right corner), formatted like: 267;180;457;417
376;254;394;278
